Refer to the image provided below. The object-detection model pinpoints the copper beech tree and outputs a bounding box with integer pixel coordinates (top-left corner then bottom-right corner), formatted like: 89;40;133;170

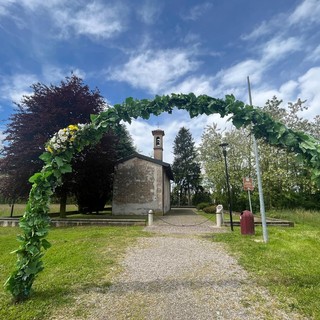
0;75;134;215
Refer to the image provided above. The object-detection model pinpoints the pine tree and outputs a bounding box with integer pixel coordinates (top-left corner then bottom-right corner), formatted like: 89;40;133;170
172;127;201;205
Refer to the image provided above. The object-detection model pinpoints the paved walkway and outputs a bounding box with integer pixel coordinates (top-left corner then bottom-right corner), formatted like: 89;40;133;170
146;207;225;235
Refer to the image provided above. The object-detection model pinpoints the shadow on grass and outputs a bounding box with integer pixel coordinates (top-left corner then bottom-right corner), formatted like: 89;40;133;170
31;279;113;303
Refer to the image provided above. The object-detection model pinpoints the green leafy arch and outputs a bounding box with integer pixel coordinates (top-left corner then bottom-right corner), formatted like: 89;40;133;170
6;93;320;301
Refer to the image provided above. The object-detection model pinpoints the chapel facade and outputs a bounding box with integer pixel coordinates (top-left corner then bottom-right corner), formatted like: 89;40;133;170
112;130;173;215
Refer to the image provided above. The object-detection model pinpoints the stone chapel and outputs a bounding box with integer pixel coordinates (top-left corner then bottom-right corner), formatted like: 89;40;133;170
112;129;174;215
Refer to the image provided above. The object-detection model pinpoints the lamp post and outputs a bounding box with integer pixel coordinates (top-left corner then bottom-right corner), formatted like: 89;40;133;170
219;143;234;231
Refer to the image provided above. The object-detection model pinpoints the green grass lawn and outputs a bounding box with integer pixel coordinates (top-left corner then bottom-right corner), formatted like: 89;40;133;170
1;208;319;319
0;225;147;320
213;209;320;319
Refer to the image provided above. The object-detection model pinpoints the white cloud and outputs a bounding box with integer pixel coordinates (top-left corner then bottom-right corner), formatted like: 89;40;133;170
262;37;301;62
0;0;127;40
289;0;320;25
52;2;126;40
182;32;201;44
136;0;162;24
19;0;61;10
306;44;320;62
124;119;155;157
168;75;215;96
236;66;320;121
0;0;14;16
108;49;200;93
241;20;274;41
0;129;6;150
218;59;264;87
0;67;86;104
212;35;302;99
42;65;86;83
279;80;299;98
182;2;213;21
0;73;38;102
222;37;301;88
0;0;61;17
242;0;320;42
297;67;320;119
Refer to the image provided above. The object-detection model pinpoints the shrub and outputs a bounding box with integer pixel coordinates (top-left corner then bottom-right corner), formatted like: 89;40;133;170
203;205;217;214
192;192;212;205
196;202;211;210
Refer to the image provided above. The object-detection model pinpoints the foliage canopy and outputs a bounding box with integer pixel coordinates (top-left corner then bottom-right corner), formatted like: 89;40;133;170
172;127;201;205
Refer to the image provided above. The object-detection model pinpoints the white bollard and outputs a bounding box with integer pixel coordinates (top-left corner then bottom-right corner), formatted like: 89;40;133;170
216;204;223;227
148;210;154;226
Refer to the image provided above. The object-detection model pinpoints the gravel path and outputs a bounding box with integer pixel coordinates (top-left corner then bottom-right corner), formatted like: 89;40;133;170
51;209;307;320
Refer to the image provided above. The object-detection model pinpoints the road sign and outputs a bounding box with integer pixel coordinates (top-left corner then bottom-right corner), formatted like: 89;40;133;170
243;177;254;191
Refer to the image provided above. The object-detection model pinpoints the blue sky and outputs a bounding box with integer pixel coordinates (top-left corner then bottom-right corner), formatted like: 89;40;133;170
1;0;320;163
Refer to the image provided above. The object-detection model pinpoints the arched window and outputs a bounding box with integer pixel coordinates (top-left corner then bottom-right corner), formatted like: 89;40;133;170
156;137;161;146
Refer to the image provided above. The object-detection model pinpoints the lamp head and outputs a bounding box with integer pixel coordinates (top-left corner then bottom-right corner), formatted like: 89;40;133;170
219;142;229;149
219;142;229;157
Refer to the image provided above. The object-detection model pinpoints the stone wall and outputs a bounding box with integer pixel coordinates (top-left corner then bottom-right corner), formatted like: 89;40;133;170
112;157;165;215
163;168;171;213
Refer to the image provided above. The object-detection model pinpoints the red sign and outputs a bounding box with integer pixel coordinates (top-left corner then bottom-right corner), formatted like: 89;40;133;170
243;177;254;191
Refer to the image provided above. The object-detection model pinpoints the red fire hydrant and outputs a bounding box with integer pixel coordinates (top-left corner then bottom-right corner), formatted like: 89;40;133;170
240;210;255;235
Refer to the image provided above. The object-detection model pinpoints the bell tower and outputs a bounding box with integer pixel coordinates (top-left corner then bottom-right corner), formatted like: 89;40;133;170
152;129;165;161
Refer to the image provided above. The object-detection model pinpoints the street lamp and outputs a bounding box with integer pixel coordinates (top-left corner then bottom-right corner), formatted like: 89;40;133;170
219;143;234;231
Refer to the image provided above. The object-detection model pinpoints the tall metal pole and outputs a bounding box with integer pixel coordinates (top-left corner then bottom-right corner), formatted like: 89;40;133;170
219;143;234;231
247;76;268;243
247;189;253;213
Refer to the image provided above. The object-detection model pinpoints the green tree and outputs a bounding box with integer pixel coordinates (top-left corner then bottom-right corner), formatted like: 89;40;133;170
258;96;318;209
172;127;201;205
198;96;319;211
72;124;135;213
199;124;253;211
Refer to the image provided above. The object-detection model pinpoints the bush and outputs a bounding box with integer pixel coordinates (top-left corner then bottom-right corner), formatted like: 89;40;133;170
192;192;212;205
196;202;211;210
203;205;217;214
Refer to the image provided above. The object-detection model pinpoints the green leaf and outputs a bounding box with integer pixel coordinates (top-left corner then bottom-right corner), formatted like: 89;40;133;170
311;168;320;180
25;260;43;276
300;139;317;151
27;245;40;256
39;152;53;163
282;133;297;147
19;221;32;233
275;123;287;138
295;153;305;164
60;164;72;174
35;229;48;237
41;239;51;250
55;156;64;168
125;97;134;106
90;114;98;122
16;235;26;243
29;172;42;183
232;117;245;129
268;133;278;145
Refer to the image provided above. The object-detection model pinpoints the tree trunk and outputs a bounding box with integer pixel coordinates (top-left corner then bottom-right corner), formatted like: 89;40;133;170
10;199;15;217
59;191;67;218
187;185;191;206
